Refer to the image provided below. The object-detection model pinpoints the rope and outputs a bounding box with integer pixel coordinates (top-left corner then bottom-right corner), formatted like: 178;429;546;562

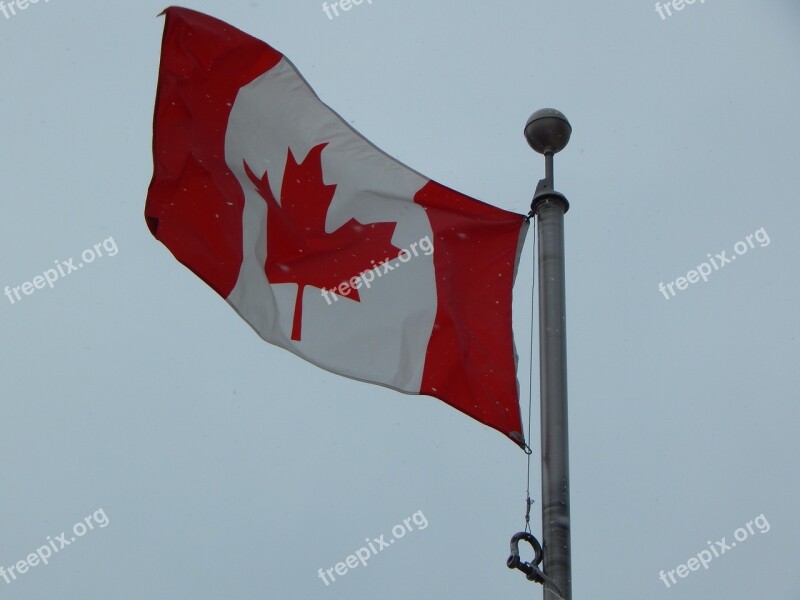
524;213;537;532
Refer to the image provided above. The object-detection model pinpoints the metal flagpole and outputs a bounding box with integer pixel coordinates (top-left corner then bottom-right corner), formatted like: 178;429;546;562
525;109;572;600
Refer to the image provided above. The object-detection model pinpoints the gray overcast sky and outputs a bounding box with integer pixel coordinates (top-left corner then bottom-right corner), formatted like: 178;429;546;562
1;1;799;598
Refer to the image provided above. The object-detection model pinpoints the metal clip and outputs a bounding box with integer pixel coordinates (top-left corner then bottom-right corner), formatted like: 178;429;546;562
506;531;545;584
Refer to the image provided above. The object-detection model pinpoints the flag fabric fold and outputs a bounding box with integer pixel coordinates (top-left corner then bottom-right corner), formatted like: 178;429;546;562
145;6;529;447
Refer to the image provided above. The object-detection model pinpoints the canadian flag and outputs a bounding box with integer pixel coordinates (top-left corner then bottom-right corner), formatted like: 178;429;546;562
145;7;529;446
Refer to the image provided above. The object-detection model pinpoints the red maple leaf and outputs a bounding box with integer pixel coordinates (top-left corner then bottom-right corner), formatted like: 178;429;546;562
243;143;401;341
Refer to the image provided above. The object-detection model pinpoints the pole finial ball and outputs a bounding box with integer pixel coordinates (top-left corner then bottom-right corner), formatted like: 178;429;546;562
524;109;571;155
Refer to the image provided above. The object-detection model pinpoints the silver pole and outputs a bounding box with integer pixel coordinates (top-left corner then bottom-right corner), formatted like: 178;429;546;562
536;198;571;600
524;109;572;600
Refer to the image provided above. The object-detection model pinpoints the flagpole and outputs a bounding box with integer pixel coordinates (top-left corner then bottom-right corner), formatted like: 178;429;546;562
525;109;572;600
